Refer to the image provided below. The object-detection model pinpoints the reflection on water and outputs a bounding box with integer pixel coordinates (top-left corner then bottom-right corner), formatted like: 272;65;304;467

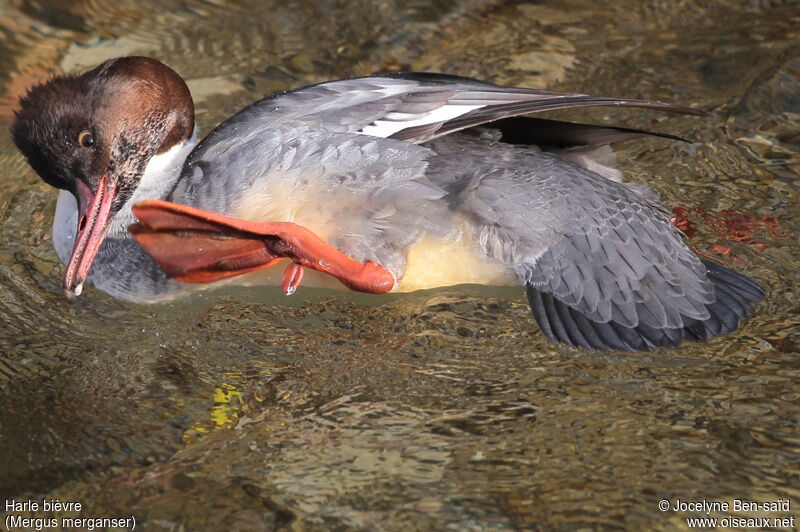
1;0;799;529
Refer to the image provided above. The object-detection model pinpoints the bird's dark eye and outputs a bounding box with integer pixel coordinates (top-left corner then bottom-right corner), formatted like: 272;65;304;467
77;130;94;148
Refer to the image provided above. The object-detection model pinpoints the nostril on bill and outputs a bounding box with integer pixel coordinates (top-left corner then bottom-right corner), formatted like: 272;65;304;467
78;215;87;232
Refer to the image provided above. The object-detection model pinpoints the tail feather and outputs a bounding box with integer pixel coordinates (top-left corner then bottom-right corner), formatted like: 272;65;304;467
525;259;764;351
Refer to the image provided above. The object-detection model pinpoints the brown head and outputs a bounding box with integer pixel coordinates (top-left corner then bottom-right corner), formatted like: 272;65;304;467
12;56;195;297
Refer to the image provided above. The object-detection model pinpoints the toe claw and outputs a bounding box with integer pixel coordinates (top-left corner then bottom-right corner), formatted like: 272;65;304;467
281;262;304;295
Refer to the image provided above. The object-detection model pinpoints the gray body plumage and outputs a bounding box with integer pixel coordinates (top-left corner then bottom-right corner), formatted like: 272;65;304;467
53;73;762;350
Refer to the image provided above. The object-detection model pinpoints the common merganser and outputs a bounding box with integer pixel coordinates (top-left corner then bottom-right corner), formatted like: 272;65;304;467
11;56;764;351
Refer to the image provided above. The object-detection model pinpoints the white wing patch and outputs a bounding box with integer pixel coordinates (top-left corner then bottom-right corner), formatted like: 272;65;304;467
359;104;484;138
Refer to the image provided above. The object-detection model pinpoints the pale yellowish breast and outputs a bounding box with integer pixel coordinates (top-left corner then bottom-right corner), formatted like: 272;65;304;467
231;232;515;292
231;187;515;291
232;181;340;239
395;233;514;291
231;185;353;289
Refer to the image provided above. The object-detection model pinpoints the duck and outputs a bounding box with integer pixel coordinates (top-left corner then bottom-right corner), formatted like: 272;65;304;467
11;56;765;351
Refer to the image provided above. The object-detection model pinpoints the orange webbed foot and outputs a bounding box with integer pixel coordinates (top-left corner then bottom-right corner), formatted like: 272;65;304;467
129;200;395;294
